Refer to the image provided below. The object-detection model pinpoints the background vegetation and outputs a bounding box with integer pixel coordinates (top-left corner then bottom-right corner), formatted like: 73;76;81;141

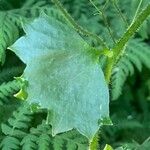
0;0;150;149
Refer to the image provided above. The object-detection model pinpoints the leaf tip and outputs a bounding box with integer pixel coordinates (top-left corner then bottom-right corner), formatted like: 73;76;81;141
103;144;113;150
14;88;28;100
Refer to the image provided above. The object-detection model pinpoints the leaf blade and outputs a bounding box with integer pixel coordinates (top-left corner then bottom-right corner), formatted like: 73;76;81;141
9;15;109;140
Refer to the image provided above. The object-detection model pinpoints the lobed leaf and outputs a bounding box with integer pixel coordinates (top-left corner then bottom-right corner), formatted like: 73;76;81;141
9;15;109;140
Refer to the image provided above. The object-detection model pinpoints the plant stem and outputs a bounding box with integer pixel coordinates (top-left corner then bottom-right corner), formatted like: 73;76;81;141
51;0;108;50
105;58;114;83
89;132;99;150
105;3;150;83
112;0;128;27
89;0;116;44
132;0;143;24
113;3;150;62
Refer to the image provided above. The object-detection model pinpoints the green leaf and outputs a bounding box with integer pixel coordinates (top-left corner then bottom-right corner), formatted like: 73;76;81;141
103;144;113;150
9;15;109;140
0;12;19;64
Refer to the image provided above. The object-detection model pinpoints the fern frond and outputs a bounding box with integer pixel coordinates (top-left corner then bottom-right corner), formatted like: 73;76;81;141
0;66;24;84
0;136;20;150
53;130;88;150
0;80;20;105
111;39;150;100
0;1;65;62
0;12;19;64
21;134;38;150
22;0;48;8
1;103;33;137
8;4;67;31
30;120;52;135
21;120;50;150
21;120;88;150
38;134;51;150
0;0;13;10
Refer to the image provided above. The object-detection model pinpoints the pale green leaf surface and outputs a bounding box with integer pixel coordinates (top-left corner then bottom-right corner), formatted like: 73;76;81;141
9;15;109;140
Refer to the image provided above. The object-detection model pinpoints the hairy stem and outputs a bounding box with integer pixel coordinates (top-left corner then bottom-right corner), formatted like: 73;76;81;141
51;0;108;49
90;0;116;44
105;3;150;82
132;0;143;24
112;0;128;27
113;3;150;61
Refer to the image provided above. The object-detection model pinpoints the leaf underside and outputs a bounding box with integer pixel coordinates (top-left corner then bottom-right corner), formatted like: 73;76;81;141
9;14;109;140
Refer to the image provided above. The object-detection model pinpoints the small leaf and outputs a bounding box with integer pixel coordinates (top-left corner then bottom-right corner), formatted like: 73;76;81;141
9;15;109;140
14;88;28;100
103;144;113;150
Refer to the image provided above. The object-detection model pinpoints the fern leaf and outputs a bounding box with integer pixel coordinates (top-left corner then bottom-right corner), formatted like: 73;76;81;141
0;80;20;105
30;120;52;135
0;0;13;10
1;103;33;137
21;121;51;150
130;39;150;68
22;120;88;150
0;66;24;84
21;134;38;150
38;134;51;150
111;39;150;100
0;136;20;150
0;12;19;64
22;0;47;8
53;130;88;150
126;51;142;71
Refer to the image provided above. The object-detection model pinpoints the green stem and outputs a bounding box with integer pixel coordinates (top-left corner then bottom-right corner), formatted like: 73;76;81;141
113;3;150;61
102;0;109;10
112;0;128;27
105;3;150;83
51;0;108;50
89;0;116;44
132;0;143;24
89;132;99;150
105;58;114;83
